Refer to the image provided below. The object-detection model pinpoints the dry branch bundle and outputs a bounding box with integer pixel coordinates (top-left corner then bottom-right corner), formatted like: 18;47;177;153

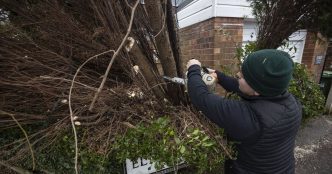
0;0;232;171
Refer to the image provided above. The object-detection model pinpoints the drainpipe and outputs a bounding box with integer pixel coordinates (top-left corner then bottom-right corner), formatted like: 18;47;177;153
212;0;217;17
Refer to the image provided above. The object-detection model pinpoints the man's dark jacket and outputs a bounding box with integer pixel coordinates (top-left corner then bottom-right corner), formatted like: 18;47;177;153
187;65;302;174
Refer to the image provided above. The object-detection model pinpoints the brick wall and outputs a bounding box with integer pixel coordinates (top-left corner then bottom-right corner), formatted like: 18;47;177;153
179;17;243;94
179;18;215;69
301;32;329;82
179;17;243;72
302;32;316;69
213;18;243;74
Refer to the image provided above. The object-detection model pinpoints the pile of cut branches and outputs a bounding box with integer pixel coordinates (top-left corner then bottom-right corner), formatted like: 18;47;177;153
0;0;233;173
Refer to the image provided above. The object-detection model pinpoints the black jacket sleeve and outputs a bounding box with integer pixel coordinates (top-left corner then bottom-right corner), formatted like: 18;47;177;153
215;70;240;93
187;65;260;142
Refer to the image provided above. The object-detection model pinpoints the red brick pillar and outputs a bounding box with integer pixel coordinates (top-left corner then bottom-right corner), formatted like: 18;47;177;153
179;18;215;70
179;17;244;94
179;17;243;71
213;17;243;73
302;32;329;82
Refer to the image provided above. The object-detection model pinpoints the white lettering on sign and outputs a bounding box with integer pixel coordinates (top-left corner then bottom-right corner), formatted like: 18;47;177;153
126;158;166;174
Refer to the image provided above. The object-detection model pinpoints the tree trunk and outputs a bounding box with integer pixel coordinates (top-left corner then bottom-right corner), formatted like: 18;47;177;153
166;0;183;77
145;0;182;105
129;39;166;101
166;0;188;104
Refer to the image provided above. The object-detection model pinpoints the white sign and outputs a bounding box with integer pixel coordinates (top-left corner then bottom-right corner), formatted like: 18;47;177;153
126;158;166;174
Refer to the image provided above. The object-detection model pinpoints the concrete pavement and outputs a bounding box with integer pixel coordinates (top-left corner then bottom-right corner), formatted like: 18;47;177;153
295;115;332;174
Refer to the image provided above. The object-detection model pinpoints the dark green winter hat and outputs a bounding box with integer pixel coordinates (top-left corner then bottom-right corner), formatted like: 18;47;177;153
241;49;294;96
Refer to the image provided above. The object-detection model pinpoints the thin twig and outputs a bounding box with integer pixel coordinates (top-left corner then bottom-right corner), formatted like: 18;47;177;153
0;161;33;174
68;49;114;174
89;0;140;111
121;121;137;129
154;0;168;38
39;75;97;91
0;110;35;171
125;0;133;9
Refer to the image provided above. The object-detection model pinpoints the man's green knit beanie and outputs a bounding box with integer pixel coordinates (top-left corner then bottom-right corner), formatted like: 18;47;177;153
241;49;294;96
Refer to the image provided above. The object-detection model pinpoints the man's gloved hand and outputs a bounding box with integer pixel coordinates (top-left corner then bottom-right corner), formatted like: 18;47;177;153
210;71;217;80
186;59;201;69
205;67;218;82
206;68;215;74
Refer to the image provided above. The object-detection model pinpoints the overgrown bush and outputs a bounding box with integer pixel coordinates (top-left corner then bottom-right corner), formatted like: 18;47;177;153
113;117;229;173
33;133;124;174
0;127;124;174
289;63;326;120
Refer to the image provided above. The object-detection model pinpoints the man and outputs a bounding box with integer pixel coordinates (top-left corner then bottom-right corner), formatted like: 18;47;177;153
186;49;302;174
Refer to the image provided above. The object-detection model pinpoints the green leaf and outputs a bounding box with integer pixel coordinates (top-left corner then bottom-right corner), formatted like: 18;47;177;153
202;142;214;147
202;136;209;142
169;130;174;136
179;145;186;154
192;129;199;135
174;137;181;144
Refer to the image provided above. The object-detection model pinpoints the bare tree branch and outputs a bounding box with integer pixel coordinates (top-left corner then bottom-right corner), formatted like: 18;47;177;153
89;0;140;111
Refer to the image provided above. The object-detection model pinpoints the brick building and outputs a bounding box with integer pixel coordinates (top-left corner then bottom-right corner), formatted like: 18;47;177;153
176;0;331;83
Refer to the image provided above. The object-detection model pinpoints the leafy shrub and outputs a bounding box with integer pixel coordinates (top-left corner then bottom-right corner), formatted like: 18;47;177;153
0;126;124;173
35;133;123;174
289;63;325;120
113;117;228;173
